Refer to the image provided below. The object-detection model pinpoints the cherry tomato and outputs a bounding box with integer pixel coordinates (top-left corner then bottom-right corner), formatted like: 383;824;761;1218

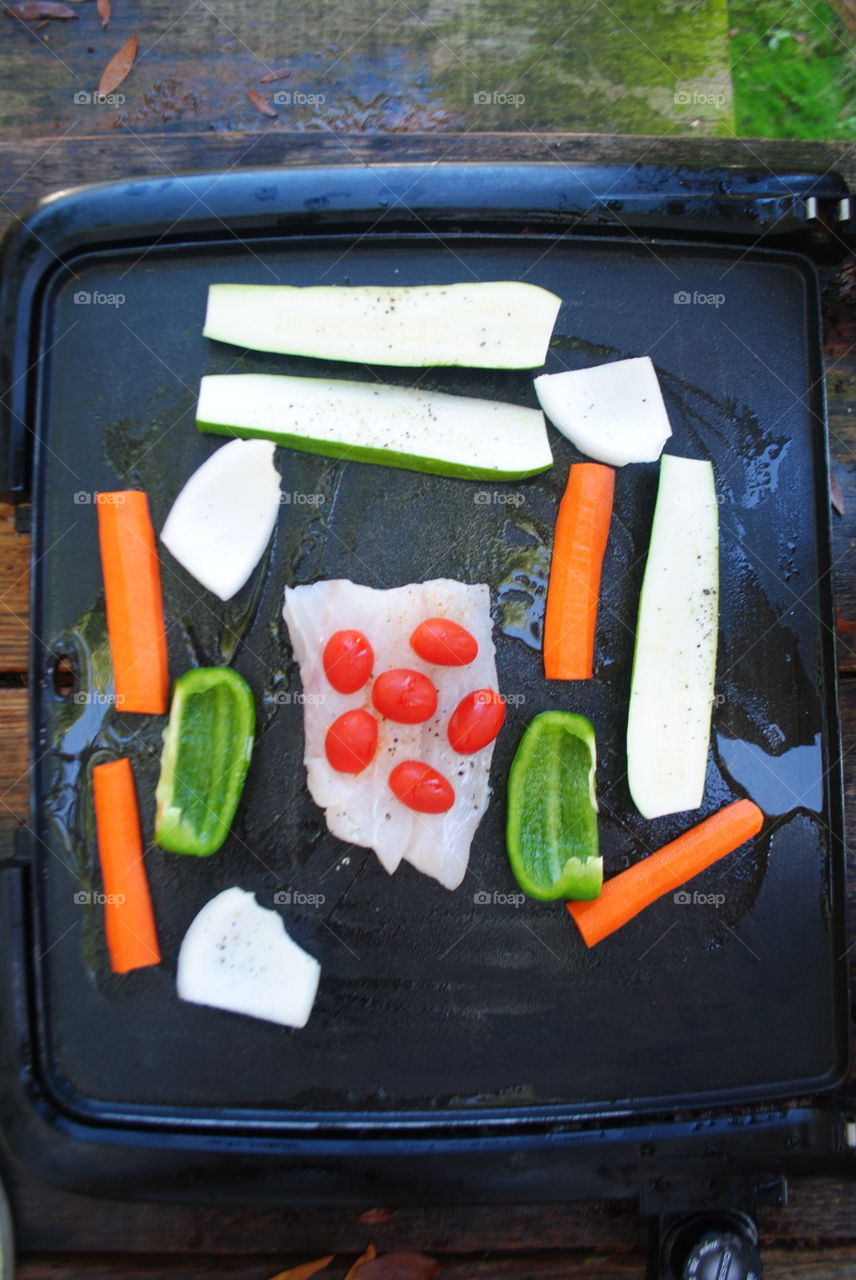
447;688;506;754
322;630;374;694
325;709;378;774
410;617;479;666
389;761;455;814
372;668;438;724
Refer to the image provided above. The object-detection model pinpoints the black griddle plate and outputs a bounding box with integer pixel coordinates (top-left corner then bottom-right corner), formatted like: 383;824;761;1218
0;166;848;1200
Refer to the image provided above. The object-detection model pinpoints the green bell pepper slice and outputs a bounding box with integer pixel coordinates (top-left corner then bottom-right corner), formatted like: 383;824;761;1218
155;666;255;856
506;711;602;901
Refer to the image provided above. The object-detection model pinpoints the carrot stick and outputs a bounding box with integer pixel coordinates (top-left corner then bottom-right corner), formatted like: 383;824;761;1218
92;757;161;974
567;799;764;947
96;491;168;714
544;462;615;680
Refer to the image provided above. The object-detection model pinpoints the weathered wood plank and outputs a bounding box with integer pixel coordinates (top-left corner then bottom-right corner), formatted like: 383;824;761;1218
1;0;736;139
9;1164;856;1258
13;1242;856;1279
16;1252;650;1280
0;688;28;838
0;505;29;673
6;1182;643;1254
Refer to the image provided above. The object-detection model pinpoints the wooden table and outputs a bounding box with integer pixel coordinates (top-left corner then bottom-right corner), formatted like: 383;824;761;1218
2;13;856;1276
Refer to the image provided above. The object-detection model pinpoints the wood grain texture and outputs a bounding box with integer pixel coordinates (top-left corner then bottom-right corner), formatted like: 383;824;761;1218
0;688;28;839
0;505;29;673
16;1253;651;1280
13;1243;856;1279
0;0;737;139
8;1171;856;1258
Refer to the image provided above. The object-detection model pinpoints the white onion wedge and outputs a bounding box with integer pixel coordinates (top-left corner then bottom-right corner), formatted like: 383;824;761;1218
177;887;320;1029
161;438;280;601
534;356;672;466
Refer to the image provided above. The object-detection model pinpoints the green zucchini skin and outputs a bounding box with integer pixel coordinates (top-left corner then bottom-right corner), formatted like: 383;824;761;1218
196;373;554;482
203;281;562;370
197;418;553;481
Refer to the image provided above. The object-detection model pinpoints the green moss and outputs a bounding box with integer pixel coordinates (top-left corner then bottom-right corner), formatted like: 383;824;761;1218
729;0;856;138
432;0;734;134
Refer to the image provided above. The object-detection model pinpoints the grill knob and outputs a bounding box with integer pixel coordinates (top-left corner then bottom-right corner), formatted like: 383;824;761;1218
681;1229;763;1280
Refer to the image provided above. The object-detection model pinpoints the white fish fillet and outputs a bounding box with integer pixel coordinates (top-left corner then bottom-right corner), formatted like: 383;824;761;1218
177;887;320;1028
283;579;500;891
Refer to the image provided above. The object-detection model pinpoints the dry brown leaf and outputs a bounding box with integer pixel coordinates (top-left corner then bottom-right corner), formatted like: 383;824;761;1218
344;1243;377;1279
5;1;77;18
98;31;137;96
247;88;277;118
356;1208;395;1225
260;68;290;82
96;0;110;26
830;469;845;516
358;1252;440;1280
267;1256;335;1280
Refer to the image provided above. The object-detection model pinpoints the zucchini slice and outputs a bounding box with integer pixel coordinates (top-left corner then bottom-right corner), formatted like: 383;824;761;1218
196;373;553;481
627;455;719;820
203;281;561;369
